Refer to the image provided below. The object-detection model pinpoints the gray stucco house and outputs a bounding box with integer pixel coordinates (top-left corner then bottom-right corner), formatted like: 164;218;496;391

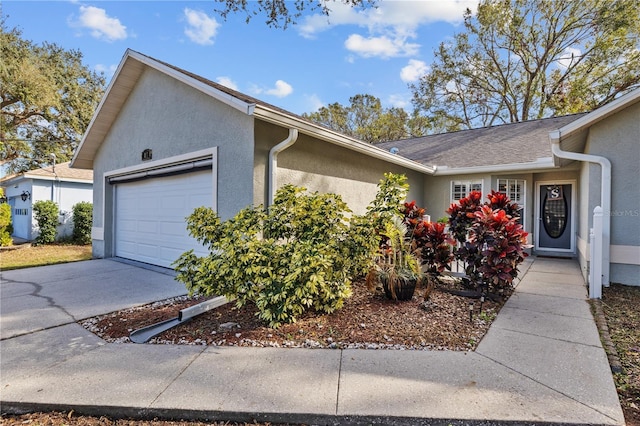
71;49;639;287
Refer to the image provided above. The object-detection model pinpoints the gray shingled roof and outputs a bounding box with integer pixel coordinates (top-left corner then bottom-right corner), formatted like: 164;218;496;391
378;114;587;169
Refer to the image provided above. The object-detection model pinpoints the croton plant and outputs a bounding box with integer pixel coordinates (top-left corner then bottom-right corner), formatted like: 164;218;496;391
447;190;529;293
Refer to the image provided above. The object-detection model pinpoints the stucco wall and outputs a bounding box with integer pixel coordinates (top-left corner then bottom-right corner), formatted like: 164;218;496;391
584;101;640;285
91;67;255;258
253;121;424;214
422;174;493;224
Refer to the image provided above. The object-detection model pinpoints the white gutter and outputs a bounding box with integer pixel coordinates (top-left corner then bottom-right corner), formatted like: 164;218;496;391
549;130;611;285
432;157;557;176
268;128;299;206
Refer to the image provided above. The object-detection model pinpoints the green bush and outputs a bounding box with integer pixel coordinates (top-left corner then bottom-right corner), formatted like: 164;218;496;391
174;185;378;328
72;201;93;245
0;189;12;247
33;200;59;245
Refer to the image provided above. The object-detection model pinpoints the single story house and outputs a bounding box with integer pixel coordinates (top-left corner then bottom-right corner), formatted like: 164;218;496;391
0;162;93;241
71;49;639;287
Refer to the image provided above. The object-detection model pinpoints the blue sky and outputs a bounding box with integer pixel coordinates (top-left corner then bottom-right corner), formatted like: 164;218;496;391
3;0;477;115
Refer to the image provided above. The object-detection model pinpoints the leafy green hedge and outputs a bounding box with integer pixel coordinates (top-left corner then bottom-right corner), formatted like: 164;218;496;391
72;202;93;245
33;200;59;245
174;185;378;328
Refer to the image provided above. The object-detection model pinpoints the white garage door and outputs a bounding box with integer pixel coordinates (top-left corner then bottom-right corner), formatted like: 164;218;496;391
114;169;213;268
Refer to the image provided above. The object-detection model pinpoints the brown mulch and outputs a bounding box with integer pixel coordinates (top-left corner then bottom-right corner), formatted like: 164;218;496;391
600;284;640;426
81;278;504;351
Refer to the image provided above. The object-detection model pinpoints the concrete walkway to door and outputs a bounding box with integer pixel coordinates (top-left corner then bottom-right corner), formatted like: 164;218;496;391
0;257;625;425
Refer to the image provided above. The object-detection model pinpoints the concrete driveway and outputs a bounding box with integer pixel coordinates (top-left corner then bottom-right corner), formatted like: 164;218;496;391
0;259;187;340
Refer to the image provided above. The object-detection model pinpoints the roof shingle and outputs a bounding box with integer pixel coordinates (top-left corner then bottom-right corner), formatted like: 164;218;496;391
378;114;587;169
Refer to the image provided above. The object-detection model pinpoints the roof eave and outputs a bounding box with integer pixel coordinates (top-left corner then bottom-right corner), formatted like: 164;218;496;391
432;158;557;176
254;105;436;175
71;49;256;170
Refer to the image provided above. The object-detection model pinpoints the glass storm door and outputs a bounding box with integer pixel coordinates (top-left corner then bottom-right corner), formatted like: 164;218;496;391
537;183;573;251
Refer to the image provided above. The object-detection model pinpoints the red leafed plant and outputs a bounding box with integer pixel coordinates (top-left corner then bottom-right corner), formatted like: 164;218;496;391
447;191;530;295
447;190;483;243
470;205;530;292
403;201;454;274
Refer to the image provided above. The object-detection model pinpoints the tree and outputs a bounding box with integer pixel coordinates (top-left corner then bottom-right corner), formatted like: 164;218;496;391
1;21;106;173
213;0;375;29
410;0;640;131
303;94;424;143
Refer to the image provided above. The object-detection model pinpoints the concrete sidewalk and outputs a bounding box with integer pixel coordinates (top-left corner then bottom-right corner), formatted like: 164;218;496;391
0;258;625;425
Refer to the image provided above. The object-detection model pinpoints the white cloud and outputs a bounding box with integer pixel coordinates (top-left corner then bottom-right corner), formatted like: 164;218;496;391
299;0;475;38
344;34;419;59
216;76;238;91
557;47;582;70
400;59;429;82
251;80;294;98
299;0;476;59
76;6;127;42
267;80;293;97
183;8;219;45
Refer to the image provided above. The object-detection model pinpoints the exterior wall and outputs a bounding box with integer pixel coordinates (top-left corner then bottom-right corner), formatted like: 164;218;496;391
91;67;255;259
254;121;424;214
3;181;33;240
48;181;93;238
422;173;489;223
584;101;640;285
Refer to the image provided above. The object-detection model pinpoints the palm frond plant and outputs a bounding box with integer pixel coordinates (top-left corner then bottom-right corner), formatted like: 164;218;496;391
366;216;423;301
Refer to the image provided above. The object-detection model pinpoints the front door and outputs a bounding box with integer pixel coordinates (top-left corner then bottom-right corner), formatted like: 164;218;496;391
536;182;574;253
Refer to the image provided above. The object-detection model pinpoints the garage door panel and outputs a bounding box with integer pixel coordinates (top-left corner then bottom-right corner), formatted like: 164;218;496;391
115;169;212;268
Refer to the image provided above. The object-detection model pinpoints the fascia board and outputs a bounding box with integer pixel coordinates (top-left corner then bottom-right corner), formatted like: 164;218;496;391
432;158;557;176
254;105;436;175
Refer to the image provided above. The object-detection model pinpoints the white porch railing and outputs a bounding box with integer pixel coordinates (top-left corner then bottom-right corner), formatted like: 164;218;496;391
589;206;603;299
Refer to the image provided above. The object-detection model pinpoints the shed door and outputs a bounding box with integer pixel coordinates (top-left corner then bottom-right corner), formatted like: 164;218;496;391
536;183;573;252
114;169;213;268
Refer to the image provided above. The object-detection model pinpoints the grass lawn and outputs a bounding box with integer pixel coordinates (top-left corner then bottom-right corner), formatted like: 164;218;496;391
1;244;93;270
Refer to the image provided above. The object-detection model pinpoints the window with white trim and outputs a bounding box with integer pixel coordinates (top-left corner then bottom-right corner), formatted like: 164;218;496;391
450;180;483;203
498;178;526;226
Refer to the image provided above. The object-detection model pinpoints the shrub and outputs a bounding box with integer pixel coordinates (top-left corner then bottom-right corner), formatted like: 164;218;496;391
0;189;12;247
402;201;454;274
366;172;409;230
174;185;377;328
33;200;59;245
447;191;529;294
471;205;529;291
72;202;93;245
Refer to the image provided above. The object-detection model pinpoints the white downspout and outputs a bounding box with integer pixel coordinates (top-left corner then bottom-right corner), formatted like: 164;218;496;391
549;130;611;286
268;128;298;207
